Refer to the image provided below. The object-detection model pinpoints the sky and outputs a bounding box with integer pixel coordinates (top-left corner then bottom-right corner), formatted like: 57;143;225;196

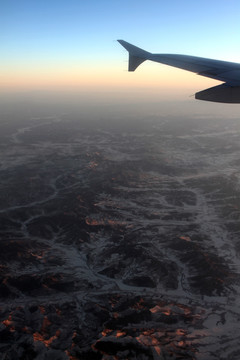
1;0;240;107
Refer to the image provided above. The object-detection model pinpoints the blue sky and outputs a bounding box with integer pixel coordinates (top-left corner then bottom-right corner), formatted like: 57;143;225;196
1;0;240;92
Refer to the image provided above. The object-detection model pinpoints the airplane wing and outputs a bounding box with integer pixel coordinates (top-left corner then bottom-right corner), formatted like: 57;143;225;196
118;40;240;103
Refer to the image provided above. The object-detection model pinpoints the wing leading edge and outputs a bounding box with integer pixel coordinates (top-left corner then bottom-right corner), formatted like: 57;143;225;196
118;40;240;103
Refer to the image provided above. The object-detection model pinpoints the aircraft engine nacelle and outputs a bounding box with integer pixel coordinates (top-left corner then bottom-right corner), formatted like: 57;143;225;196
195;84;240;103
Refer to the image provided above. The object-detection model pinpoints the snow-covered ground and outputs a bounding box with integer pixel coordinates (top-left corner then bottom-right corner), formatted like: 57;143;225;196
0;110;240;359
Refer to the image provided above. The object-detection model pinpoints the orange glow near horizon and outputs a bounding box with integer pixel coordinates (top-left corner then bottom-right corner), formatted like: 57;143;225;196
0;61;220;94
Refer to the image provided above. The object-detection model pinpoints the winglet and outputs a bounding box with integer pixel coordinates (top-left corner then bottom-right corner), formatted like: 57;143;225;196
118;40;151;71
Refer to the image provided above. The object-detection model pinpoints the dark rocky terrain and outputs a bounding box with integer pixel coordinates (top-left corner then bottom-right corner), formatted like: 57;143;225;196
0;106;240;359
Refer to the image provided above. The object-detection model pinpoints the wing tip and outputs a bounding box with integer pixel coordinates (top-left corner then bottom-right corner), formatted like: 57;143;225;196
118;40;150;72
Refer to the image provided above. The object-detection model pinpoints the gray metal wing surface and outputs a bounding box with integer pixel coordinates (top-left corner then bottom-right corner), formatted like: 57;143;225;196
118;40;240;103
